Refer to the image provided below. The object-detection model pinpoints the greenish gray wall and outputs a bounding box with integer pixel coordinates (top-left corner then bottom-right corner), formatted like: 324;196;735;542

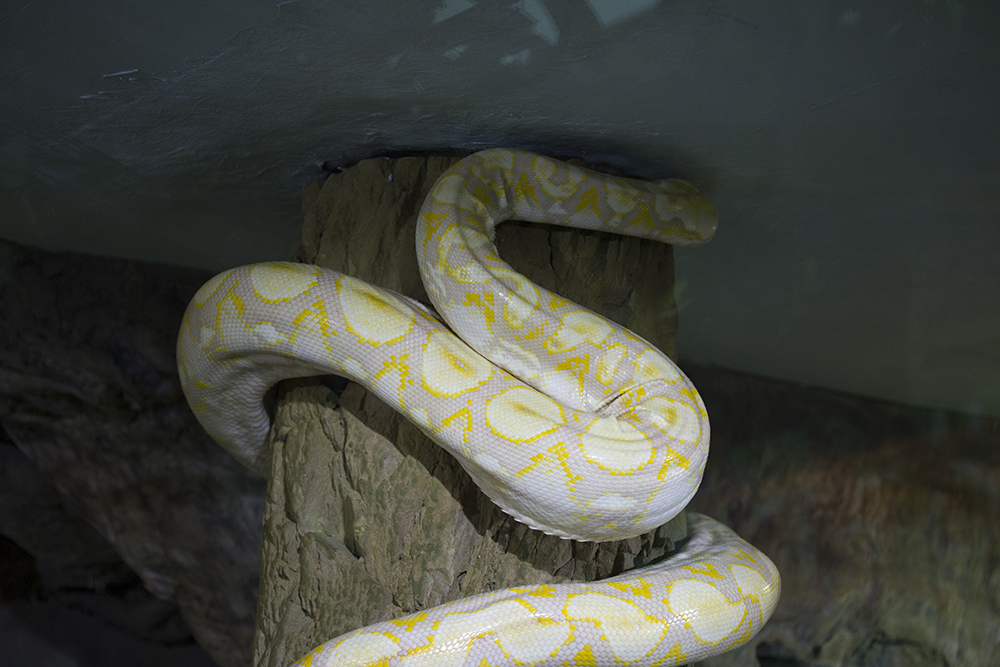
1;0;997;416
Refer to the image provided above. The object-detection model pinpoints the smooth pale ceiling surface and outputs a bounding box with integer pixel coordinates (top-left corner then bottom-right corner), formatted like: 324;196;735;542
1;0;998;416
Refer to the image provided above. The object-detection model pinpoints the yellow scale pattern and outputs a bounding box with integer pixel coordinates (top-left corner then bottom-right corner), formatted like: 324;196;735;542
176;149;781;666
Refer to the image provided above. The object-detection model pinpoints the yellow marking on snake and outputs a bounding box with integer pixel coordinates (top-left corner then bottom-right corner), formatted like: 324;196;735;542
249;262;319;302
176;149;779;666
485;387;564;444
421;331;492;397
338;277;415;346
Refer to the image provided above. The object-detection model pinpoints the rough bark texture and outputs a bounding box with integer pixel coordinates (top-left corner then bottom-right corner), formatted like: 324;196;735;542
0;240;264;667
252;154;688;666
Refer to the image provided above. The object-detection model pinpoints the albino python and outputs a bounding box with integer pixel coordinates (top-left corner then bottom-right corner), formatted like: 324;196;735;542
177;148;780;666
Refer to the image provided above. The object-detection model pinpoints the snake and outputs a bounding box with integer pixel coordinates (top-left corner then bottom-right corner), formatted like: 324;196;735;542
177;148;781;666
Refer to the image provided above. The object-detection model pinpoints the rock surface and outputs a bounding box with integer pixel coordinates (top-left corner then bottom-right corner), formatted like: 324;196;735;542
685;364;1000;667
0;240;265;667
253;154;689;666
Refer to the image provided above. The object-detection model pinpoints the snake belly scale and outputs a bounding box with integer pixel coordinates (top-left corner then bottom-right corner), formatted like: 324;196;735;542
177;149;780;666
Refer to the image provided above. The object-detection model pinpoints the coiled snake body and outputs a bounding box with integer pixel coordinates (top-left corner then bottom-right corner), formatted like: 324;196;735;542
177;149;780;666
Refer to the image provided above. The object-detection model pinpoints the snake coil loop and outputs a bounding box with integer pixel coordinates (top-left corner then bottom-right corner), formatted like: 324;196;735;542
177;149;779;666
